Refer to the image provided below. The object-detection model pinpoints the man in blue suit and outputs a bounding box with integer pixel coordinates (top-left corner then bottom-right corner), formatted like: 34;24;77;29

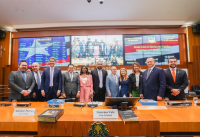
31;62;45;101
106;66;119;97
41;57;62;101
140;57;166;101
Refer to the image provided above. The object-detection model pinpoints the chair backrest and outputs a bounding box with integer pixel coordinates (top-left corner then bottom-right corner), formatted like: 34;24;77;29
192;85;200;92
0;85;10;101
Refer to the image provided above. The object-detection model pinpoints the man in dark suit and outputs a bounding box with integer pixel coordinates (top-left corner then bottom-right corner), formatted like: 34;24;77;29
8;60;35;101
41;57;62;101
140;57;166;101
62;64;80;101
91;61;108;101
31;62;45;101
164;57;188;100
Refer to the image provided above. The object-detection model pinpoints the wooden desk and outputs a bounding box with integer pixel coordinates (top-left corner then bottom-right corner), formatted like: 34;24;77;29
0;102;159;136
1;101;200;136
135;101;200;135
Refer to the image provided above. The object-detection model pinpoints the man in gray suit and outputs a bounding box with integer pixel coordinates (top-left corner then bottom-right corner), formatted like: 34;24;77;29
106;66;119;97
8;60;35;101
62;64;80;101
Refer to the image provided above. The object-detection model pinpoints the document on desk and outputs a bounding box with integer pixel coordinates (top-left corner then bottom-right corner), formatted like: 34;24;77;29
137;106;167;110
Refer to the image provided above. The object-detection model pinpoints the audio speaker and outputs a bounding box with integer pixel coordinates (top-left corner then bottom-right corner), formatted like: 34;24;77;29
192;24;200;34
0;30;6;39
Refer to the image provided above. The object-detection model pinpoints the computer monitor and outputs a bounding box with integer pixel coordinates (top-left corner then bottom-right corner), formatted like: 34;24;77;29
105;97;140;107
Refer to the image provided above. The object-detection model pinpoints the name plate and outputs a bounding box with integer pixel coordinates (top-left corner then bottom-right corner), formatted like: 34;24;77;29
13;108;37;116
93;109;118;119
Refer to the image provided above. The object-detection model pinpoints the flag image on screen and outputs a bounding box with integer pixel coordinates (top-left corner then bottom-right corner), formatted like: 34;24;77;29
18;36;70;67
124;34;180;65
71;35;123;66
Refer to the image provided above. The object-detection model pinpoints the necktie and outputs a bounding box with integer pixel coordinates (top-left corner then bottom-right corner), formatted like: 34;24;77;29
146;69;151;80
70;73;73;81
172;69;176;82
99;70;103;88
22;72;26;83
114;75;118;84
49;68;53;86
36;72;41;89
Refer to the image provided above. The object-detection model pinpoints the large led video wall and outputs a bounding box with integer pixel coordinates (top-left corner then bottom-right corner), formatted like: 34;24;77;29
124;34;180;65
18;34;180;66
18;36;71;67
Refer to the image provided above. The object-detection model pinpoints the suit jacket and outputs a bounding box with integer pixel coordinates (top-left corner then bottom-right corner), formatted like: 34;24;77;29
164;68;188;100
106;74;120;97
91;69;108;94
79;74;93;95
140;66;166;100
62;72;80;96
8;70;35;100
31;71;43;99
41;67;62;93
128;72;143;93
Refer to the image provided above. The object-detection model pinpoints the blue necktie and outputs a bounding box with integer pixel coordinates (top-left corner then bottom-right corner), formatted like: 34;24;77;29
22;72;26;83
36;72;41;89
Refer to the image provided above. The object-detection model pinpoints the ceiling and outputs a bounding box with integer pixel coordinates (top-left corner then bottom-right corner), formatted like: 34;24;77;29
0;0;200;31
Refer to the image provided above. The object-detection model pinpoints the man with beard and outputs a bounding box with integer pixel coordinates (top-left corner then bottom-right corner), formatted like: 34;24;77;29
91;61;108;101
164;57;188;100
8;60;35;101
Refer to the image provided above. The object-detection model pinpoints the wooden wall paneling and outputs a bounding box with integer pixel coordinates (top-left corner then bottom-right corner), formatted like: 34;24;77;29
0;38;5;85
11;39;19;71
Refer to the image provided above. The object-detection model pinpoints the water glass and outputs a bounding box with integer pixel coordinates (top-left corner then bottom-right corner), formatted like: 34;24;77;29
80;99;85;103
193;97;198;104
12;99;17;107
164;97;169;105
60;100;65;107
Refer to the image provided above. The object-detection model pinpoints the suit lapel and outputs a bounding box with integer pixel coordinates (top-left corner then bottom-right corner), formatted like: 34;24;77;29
101;69;104;81
95;69;100;82
72;72;76;82
17;70;26;83
167;68;175;83
53;67;56;79
47;67;50;80
66;72;71;81
32;71;36;81
146;67;155;81
175;68;179;83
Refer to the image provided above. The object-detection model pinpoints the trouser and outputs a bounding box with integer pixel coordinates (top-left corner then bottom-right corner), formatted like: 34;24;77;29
45;87;58;101
93;88;105;102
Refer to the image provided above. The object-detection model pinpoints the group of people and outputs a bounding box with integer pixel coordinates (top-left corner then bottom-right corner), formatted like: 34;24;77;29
8;56;188;102
72;37;123;59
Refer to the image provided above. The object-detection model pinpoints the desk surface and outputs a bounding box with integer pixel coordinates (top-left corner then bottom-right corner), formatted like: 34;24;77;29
0;100;200;136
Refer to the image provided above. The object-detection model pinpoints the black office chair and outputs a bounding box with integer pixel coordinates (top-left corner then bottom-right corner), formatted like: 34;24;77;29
192;85;200;98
